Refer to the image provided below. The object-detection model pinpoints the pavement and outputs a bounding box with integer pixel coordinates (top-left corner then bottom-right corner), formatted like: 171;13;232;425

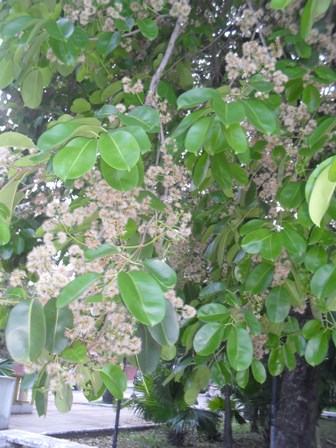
7;382;156;437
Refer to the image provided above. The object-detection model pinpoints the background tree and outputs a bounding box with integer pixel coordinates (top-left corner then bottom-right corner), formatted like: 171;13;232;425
0;1;335;447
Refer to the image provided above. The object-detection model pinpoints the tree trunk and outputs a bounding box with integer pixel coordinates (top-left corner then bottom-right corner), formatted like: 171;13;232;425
275;356;319;448
223;385;233;448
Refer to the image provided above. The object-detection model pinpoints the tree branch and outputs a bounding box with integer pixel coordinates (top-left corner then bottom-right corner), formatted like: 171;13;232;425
145;16;184;106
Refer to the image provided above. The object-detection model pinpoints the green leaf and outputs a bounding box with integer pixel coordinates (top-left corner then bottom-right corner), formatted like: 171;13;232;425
260;232;282;260
136;324;161;373
148;301;179;345
99;129;140;171
270;0;293;9
70;98;91;113
304;247;328;272
193;152;210;188
277;182;305;208
97;31;121;57
185;117;212;153
283;343;296;370
55;384;73;413
193;323;224;356
305;156;336;226
53;137;97;180
305;332;330;366
50;36;79;64
143;259;177;291
84;244;118;261
212;98;245;126
242;99;277;135
199;282;226;299
62;341;88;362
0;57;14;89
268;349;285;375
94;104;118;119
211;153;232;190
5;300;46;363
266;286;291;323
56;273;102;308
0;218;10;245
251;359;266;383
137;18;158;40
101;158;143;191
177;88;219;109
246;262;274;294
197;303;229;323
172;110;205;138
227;327;253;371
21;69;44;109
310;264;336;300
302;85;321;112
241;229;272;254
44;298;73;354
119;106;160;133
281;226;306;255
307;117;336;148
45;18;74;40
100;364;127;399
244;310;261;336
118;271;166;326
300;0;332;40
2;16;39;39
225;124;249;153
313;66;336;82
0;132;36;149
211;360;232;386
204;119;227;155
236;369;249;388
126;126;151;154
302;319;321;339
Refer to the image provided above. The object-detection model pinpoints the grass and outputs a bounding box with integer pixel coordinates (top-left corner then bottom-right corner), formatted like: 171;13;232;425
68;418;336;448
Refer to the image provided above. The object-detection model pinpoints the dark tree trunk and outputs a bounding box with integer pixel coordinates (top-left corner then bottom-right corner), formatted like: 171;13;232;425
275;356;319;448
223;385;233;448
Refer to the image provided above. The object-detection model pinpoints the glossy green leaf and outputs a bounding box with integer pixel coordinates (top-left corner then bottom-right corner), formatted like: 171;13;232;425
283;343;296;370
0;57;14;89
55;385;73;413
192;152;210;188
277;182;305;208
118;271;166;326
244;310;261;336
50;36;79;64
241;229;272;254
305;331;329;366
143;259;177;291
100;364;127;399
21;69;44;109
212;98;245;126
185;117;212;153
199;282;226;299
0;132;36;149
193;323;224;356
53;137;97;180
136;324;161;373
266;286;291;323
300;0;332;40
305;156;336;226
56;273;102;308
307;118;336;149
62;341;88;362
197;303;229;323
45;18;74;40
242;99;277;135
211;360;232;386
310;264;336;300
161;344;177;361
203;119;227;155
70;98;91;113
3;16;38;39
211;153;232;190
99;129;140;171
302;85;321;112
302;319;321;339
5;300;46;363
281;226;306;255
137;18;158;40
34;371;48;417
304;247;328;272
0;218;10;245
177;88;219;109
246;262;274;294
126;126;151;154
172;110;205;138
236;369;249;388
119;106;160;133
84;244;118;261
148;301;179;345
260;232;282;260
251;359;266;383
101;159;141;191
227;327;253;371
225;124;249;153
268;348;285;375
270;0;293;9
44;298;73;354
97;31;121;57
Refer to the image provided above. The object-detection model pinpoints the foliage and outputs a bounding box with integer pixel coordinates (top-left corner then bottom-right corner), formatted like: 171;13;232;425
131;366;220;446
0;358;14;376
0;0;335;430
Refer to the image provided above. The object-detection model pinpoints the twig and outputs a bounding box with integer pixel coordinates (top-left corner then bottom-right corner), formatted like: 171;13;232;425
145;16;185;106
246;0;268;49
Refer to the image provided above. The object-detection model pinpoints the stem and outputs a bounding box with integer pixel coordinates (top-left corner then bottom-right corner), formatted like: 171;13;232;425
146;16;184;106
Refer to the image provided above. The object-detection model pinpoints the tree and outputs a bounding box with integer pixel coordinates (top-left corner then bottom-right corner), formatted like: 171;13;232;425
0;0;335;447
